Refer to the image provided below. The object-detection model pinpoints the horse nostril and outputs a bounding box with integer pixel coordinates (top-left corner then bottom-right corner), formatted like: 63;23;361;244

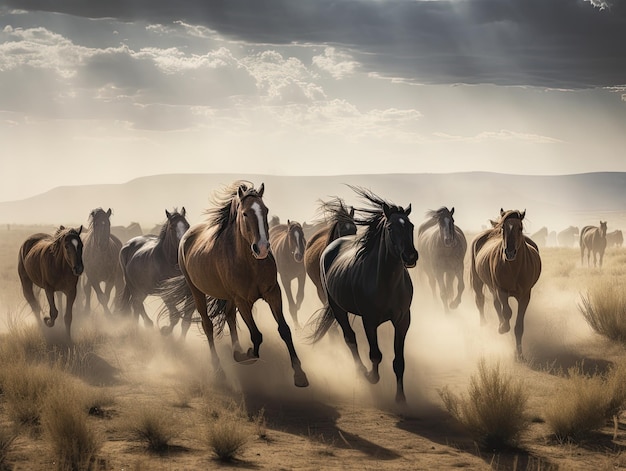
252;243;259;255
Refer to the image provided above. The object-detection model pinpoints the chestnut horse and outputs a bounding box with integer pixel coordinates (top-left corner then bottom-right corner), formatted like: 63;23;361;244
310;187;417;403
580;221;608;268
416;207;467;313
118;208;190;333
82;208;123;316
470;209;542;359
304;198;356;305
18;226;84;341
269;220;307;329
160;182;309;387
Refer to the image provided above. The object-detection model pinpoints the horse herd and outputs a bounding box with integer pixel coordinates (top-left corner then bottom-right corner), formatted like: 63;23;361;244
15;180;618;402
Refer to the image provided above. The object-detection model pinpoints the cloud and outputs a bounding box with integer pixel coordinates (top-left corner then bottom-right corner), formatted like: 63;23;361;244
2;0;625;88
312;47;357;79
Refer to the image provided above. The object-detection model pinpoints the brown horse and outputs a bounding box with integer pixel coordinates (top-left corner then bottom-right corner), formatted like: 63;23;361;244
580;221;608;268
470;209;541;359
606;229;623;248
161;181;309;387
304;198;357;305
416;207;467;313
557;226;579;247
18;226;84;341
269;220;307;329
82;208;124;316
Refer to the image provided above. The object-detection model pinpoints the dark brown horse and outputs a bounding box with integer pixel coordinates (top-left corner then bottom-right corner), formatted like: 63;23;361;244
18;226;84;341
269;220;307;329
470;209;542;359
161;181;309;387
304;198;356;305
416;207;467;313
118;208;190;333
82;208;124;316
310;187;417;403
580;221;608;268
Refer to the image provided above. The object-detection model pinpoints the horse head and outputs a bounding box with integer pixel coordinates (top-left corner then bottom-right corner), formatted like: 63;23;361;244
600;221;608;237
287;220;306;263
237;183;270;259
89;207;112;243
436;206;457;248
498;208;526;262
165;207;190;242
60;225;84;276
382;203;418;268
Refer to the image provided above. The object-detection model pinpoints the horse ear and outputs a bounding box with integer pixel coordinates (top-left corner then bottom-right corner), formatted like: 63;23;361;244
287;219;291;225
165;209;171;218
520;210;526;220
349;207;355;218
107;208;112;217
59;225;65;230
237;185;246;200
489;219;497;228
257;183;265;197
405;204;412;216
450;207;454;216
78;225;83;235
500;208;505;217
382;203;391;218
181;207;186;217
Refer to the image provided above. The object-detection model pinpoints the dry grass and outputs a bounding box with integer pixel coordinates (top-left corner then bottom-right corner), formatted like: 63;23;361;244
439;358;530;450
543;361;626;441
0;314;47;365
40;383;103;471
123;404;181;452
206;412;250;461
579;279;626;342
0;425;17;469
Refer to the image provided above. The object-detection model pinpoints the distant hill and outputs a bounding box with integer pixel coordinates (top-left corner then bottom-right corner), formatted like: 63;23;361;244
1;172;625;234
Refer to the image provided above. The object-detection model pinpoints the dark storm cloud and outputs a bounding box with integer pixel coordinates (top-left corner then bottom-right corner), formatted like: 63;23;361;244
3;0;626;89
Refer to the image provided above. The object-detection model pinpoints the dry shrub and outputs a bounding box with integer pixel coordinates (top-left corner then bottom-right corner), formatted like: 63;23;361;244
0;315;47;365
124;405;181;452
0;425;17;468
0;362;60;426
544;362;626;441
204;398;250;461
579;279;626;342
41;383;103;471
439;358;529;449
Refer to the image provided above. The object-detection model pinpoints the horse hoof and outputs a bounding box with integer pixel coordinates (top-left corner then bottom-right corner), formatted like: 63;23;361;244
233;350;258;364
365;371;380;384
498;322;510;334
450;301;460;310
395;392;407;404
294;373;309;388
160;326;173;336
44;317;55;327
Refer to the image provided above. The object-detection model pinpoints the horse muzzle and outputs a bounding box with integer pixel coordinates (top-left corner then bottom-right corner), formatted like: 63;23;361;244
402;251;418;268
73;265;84;276
252;242;270;260
503;249;517;261
293;252;304;263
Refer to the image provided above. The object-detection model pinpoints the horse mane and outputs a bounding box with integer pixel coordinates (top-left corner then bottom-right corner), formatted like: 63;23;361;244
487;209;525;241
347;185;405;259
319;197;354;226
204;180;259;238
418;207;451;236
50;226;81;256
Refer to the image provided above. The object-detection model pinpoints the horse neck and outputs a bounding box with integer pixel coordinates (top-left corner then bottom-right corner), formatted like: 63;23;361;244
49;239;69;269
92;225;110;247
374;226;403;281
158;226;179;265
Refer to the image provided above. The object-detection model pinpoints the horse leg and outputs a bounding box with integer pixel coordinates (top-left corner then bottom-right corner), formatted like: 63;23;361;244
235;301;263;360
450;269;465;310
280;273;300;330
159;300;180;336
496;289;512;334
592;250;597;268
331;298;368;376
63;286;77;342
43;288;59;328
263;284;309;388
189;284;223;377
391;313;410;403
514;293;531;361
435;270;449;313
471;273;487;326
131;295;154;328
101;282;114;316
362;318;382;384
295;272;305;315
91;281;112;316
83;278;92;312
18;271;42;324
223;302;250;363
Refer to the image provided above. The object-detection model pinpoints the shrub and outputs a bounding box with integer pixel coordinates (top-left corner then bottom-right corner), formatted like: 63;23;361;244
439;358;529;449
206;414;249;461
544;362;626;441
579;280;626;342
41;384;103;471
124;405;180;452
0;425;17;468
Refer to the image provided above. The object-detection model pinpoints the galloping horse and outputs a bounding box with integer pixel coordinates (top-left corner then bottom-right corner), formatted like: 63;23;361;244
18;226;84;341
416;207;467;313
269;220;307;329
118;208;190;333
470;209;542;359
82;208;123;316
310;187;417;403
161;182;309;387
304;198;356;305
580;221;608;268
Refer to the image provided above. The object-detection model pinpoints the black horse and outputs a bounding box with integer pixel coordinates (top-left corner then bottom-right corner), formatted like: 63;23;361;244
310;186;418;403
118;208;190;335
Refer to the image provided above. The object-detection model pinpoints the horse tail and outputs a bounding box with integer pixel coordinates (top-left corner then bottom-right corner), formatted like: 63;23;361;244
307;304;336;344
157;275;196;325
206;297;229;337
115;282;132;315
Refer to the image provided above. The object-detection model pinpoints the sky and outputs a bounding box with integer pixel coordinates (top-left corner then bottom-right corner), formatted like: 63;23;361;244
0;0;625;202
